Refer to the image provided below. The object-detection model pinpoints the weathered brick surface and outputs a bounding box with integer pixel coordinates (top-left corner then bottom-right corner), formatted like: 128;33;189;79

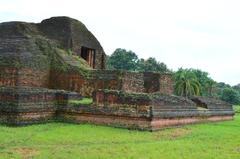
122;72;145;93
150;116;234;130
0;17;235;131
39;17;106;69
0;67;17;87
50;70;174;97
0;87;235;130
159;74;174;95
18;68;50;87
191;96;233;110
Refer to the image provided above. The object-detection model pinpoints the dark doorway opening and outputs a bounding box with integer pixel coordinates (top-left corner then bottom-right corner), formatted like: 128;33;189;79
80;46;96;68
191;98;208;110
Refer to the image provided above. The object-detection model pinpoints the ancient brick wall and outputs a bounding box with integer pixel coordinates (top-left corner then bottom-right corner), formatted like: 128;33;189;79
159;74;173;95
0;87;70;125
94;50;106;69
0;67;18;87
49;69;174;97
191;96;233;110
0;67;50;88
18;68;50;87
122;72;145;93
143;72;160;93
93;90;152;117
39;17;106;69
0;87;235;129
49;70;122;97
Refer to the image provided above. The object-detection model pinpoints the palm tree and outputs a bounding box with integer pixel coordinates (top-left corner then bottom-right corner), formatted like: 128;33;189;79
174;69;201;98
205;79;216;97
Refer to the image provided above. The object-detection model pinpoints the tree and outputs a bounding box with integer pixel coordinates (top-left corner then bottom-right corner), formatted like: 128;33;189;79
233;84;240;94
205;79;217;97
174;68;201;98
188;69;216;96
136;57;169;73
107;48;138;71
107;48;170;73
220;88;240;105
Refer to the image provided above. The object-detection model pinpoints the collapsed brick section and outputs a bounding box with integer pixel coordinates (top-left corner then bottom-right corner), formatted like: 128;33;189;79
191;96;233;110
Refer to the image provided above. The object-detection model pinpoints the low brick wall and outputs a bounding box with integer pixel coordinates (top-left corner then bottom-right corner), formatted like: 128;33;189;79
0;87;235;130
56;90;234;130
0;86;69;125
50;70;174;97
150;115;234;130
0;58;173;98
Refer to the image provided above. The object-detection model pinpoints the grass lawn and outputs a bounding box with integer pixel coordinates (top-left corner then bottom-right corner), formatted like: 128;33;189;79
0;115;239;159
68;98;93;105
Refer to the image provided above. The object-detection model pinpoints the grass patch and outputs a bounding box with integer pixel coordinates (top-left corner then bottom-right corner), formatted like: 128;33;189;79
0;115;239;159
68;98;93;105
233;105;240;113
197;107;208;110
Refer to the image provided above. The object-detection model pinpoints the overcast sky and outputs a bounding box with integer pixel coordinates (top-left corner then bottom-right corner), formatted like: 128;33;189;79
0;0;239;85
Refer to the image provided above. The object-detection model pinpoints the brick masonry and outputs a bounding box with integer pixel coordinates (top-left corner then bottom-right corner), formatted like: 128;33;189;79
50;70;174;97
0;17;235;130
0;87;235;130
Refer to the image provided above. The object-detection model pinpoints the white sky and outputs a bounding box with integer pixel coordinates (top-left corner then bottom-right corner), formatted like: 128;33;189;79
0;0;239;85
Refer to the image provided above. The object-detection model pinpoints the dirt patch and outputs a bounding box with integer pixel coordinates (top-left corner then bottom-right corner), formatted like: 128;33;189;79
14;147;39;159
235;147;240;153
153;127;192;140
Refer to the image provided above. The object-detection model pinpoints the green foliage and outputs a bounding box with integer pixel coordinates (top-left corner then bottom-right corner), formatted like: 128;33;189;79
0;115;239;158
174;68;201;97
178;69;216;97
107;48;170;73
68;98;93;105
107;48;138;71
233;105;240;113
219;88;240;105
137;57;170;73
67;49;73;55
204;79;217;97
233;84;240;94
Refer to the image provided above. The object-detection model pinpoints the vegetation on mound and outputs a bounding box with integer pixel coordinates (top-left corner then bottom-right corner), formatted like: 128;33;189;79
0;114;239;159
68;98;93;105
234;105;240;113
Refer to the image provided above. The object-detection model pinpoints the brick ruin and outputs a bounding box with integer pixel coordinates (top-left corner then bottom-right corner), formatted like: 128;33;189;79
0;17;234;130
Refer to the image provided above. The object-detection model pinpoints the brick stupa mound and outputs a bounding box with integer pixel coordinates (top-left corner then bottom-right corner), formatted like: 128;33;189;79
0;17;234;130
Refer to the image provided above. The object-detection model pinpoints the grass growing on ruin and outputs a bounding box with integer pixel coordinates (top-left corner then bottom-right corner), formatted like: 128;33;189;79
234;105;240;113
68;98;93;105
0;115;239;159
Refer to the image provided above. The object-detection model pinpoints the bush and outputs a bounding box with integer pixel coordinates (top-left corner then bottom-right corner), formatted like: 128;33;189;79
234;105;240;114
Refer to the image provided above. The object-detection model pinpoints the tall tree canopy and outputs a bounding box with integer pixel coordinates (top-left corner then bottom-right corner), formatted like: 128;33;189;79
137;57;169;73
107;48;138;71
174;68;201;97
107;48;170;73
220;88;240;105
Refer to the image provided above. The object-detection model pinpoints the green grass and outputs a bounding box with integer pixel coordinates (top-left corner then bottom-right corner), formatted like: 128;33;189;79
0;115;240;159
68;98;93;105
233;105;240;113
